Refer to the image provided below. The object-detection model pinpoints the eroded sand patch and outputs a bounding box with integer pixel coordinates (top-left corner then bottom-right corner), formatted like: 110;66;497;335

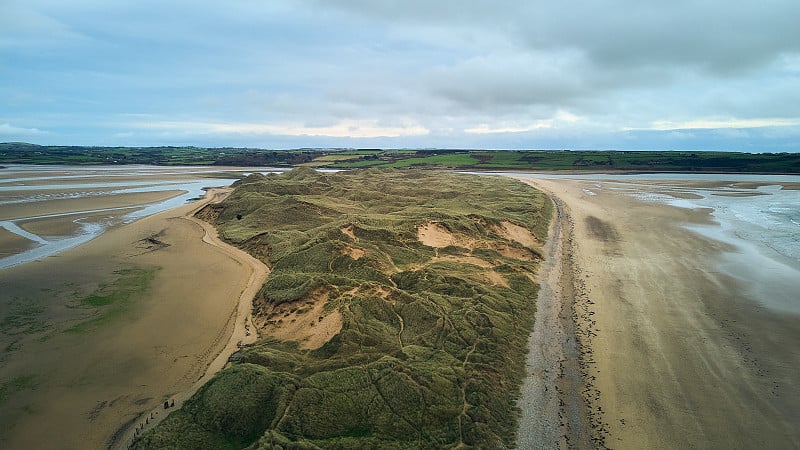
494;220;539;247
417;222;456;248
435;254;494;268
493;243;537;261
259;290;342;350
340;225;358;242
483;270;510;287
415;222;537;285
341;245;365;260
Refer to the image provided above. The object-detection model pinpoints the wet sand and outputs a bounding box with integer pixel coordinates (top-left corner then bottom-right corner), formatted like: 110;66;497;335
518;178;800;449
0;228;37;258
0;190;266;449
0;190;185;222
17;209;139;238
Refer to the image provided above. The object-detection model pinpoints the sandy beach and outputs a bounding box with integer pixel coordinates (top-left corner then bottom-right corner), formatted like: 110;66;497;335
519;177;800;449
0;189;267;449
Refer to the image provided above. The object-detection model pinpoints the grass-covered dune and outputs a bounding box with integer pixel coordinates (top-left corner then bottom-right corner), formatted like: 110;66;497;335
137;169;552;449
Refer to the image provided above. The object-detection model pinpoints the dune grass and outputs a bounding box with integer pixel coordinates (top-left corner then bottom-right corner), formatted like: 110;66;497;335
137;168;551;449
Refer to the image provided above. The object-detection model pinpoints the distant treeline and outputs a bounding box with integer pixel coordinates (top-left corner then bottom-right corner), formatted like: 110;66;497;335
0;142;320;166
2;142;799;173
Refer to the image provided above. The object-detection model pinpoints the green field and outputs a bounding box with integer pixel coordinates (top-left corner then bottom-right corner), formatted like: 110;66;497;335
136;169;551;449
3;143;799;172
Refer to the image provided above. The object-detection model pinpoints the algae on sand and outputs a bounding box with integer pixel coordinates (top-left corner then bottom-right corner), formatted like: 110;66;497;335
137;169;552;449
64;266;159;334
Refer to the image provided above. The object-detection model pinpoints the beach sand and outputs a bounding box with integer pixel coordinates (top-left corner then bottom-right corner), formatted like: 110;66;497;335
0;189;266;449
519;178;800;449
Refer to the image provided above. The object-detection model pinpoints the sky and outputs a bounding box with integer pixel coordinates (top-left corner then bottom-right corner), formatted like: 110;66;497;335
2;1;799;151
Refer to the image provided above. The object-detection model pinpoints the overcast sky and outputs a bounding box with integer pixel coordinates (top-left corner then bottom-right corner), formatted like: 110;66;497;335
2;1;799;151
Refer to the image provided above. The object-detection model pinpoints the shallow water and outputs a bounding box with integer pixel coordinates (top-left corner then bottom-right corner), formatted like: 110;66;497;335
505;172;800;315
0;165;286;270
660;186;800;314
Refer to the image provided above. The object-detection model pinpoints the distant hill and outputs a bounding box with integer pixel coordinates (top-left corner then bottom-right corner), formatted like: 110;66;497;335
2;142;799;172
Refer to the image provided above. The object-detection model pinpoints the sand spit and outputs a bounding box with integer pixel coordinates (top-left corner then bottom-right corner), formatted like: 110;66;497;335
518;177;800;449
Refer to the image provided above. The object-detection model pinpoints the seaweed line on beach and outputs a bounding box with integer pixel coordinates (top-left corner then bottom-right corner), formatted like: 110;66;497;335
552;194;610;449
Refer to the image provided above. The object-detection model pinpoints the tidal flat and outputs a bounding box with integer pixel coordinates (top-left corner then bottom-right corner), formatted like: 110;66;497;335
0;166;262;449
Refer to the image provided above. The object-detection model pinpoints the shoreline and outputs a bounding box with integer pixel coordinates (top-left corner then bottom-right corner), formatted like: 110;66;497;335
519;177;800;448
0;190;187;270
515;180;599;449
0;188;267;449
110;189;269;449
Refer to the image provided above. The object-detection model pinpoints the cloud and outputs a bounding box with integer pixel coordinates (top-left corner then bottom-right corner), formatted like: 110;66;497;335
643;118;800;131
313;0;800;74
425;50;592;110
131;119;429;139
0;123;47;137
1;0;799;150
466;111;581;134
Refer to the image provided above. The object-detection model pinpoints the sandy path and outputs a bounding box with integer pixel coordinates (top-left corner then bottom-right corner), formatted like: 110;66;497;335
519;178;800;449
